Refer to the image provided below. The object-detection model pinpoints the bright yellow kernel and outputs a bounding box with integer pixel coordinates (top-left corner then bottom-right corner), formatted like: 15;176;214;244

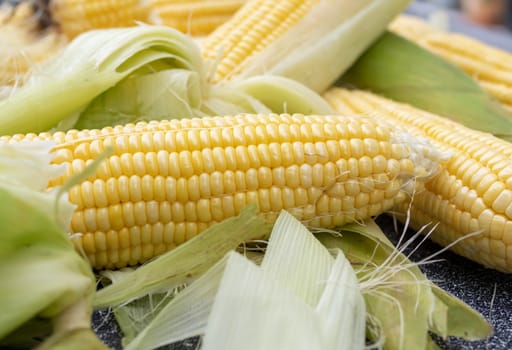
483;182;506;206
492;189;512;214
208;171;224;196
163;222;175;244
176;178;189;202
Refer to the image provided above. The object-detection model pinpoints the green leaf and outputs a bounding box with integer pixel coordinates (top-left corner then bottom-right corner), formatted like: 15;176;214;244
122;210;366;350
316;219;492;349
431;285;493;340
339;31;512;141
0;26;203;134
75;69;202;129
0;189;95;338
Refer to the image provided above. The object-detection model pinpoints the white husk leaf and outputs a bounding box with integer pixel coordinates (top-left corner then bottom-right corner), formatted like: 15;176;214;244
237;0;412;93
260;209;334;306
123;258;227;350
0;25;204;134
122;210;366;350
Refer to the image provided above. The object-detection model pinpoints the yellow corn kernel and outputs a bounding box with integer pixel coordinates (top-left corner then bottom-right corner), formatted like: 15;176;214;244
324;87;512;272
49;0;150;39
201;0;319;82
2;113;439;269
150;0;247;36
387;14;437;42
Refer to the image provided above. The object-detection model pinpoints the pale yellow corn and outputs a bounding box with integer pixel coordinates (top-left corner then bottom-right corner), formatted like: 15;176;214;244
2;114;437;269
390;15;512;109
49;0;151;39
201;0;319;83
388;14;437;41
324;87;512;272
150;0;247;37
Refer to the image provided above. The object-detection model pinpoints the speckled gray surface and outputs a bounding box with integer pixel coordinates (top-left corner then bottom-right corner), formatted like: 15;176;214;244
92;215;512;350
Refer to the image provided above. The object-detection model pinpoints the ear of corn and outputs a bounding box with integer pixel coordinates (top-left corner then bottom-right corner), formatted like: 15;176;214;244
49;0;151;39
324;87;512;273
149;0;247;37
201;0;320;83
2;113;444;269
390;14;512;113
339;31;512;141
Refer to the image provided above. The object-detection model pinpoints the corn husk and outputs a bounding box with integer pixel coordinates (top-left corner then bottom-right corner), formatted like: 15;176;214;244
236;0;412;93
0;141;105;349
317;219;493;350
94;205;271;308
339;31;512;141
118;210;366;350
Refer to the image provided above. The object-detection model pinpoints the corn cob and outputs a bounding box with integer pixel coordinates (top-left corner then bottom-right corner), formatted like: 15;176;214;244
388;14;437;41
390;15;512;112
324;87;512;272
150;0;247;37
0;2;66;90
201;0;319;83
49;0;151;39
2;113;442;269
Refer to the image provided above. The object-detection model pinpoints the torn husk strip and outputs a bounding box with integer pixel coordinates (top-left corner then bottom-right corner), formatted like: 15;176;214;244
121;210;365;350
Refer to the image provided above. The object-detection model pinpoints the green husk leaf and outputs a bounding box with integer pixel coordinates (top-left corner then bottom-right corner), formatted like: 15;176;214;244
317;223;433;350
339;31;512;141
94;205;271;308
36;328;107;350
0;317;52;349
74;69;202;130
316;219;492;349
114;292;177;345
0;25;204;134
431;285;492;340
0;140;110;349
0;188;104;349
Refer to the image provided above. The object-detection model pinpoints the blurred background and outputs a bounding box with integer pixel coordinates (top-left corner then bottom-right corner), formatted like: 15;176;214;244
420;0;511;28
409;0;512;51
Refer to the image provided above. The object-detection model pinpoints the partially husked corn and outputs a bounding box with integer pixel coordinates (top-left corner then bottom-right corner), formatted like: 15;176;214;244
2;114;442;269
390;15;512;111
150;0;247;37
49;0;151;39
324;87;512;272
201;0;319;82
